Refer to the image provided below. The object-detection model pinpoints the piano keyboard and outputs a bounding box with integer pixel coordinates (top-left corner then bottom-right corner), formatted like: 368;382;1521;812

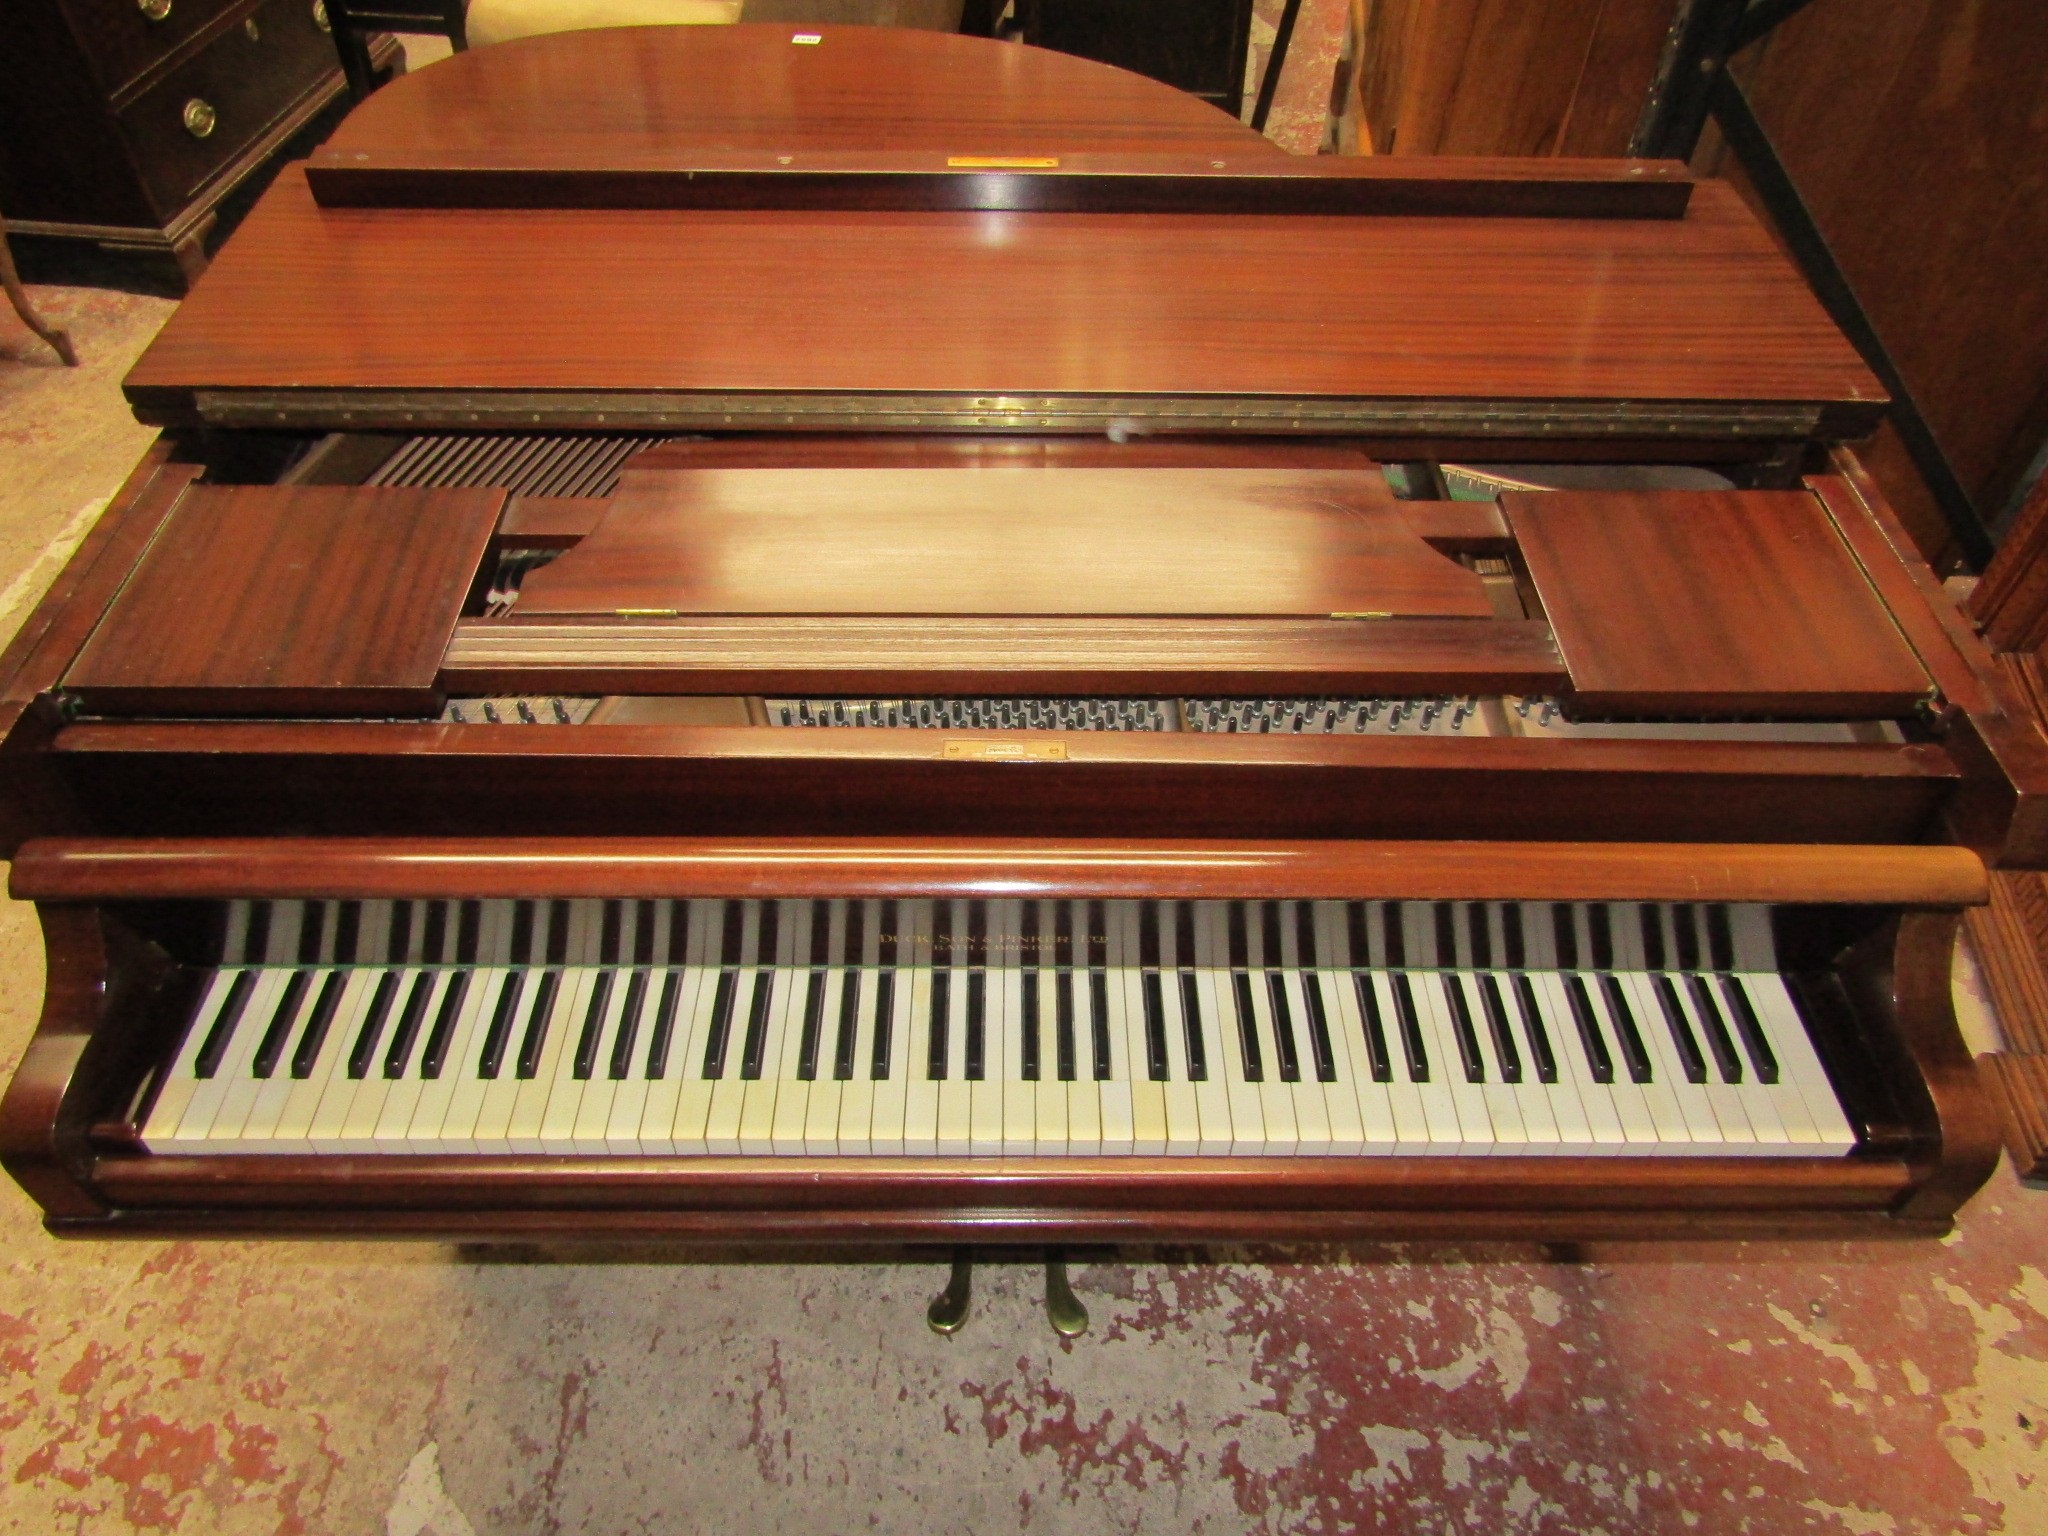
140;898;1856;1159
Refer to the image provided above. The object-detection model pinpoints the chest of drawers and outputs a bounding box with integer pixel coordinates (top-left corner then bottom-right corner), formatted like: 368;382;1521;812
0;0;395;287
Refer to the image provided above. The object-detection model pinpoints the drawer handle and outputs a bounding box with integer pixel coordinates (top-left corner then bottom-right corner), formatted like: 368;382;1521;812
244;15;260;38
137;0;172;18
182;98;217;139
311;0;330;29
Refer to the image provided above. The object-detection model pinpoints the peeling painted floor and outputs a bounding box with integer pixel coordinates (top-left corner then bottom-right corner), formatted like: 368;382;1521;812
5;279;2048;1535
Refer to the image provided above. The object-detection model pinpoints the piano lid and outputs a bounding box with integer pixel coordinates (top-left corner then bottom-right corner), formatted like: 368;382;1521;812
121;27;1883;441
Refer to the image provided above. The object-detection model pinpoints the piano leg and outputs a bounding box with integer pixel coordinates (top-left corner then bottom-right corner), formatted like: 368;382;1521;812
926;1246;973;1334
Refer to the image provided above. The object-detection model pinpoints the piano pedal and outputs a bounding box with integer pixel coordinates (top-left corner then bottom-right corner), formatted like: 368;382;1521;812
926;1247;973;1335
1044;1249;1088;1339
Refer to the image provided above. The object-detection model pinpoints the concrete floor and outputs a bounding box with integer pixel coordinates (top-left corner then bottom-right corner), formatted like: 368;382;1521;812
4;252;2048;1535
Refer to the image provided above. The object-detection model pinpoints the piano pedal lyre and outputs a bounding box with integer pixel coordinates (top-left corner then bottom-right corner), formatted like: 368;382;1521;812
925;1249;1089;1338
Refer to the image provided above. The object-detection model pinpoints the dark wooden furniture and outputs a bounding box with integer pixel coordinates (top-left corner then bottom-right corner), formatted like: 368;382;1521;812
0;196;78;365
323;0;464;100
961;0;1256;120
3;25;2046;1244
0;0;397;288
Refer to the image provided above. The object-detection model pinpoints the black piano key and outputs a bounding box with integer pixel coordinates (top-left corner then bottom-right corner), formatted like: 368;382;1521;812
1228;902;1251;970
609;969;647;1080
1141;901;1161;970
421;970;471;1080
1382;902;1407;969
388;901;414;965
1639;905;1667;971
1086;899;1108;973
1261;901;1286;971
250;969;311;1079
1707;904;1736;973
1055;971;1077;1082
645;970;682;1079
632;900;656;967
334;901;362;965
1467;903;1492;970
509;901;534;966
740;971;775;1080
478;972;524;1079
1478;974;1522;1083
1346;901;1373;970
1141;971;1168;1081
1178;901;1200;973
833;968;861;1081
1511;973;1558;1084
1718;975;1779;1083
1653;975;1708;1083
1179;970;1208;1081
515;969;561;1079
1265;972;1301;1082
1588;904;1613;971
289;970;348;1079
1053;900;1073;971
1434;901;1458;969
1232;970;1263;1082
1502;904;1526;971
702;971;739;1079
666;899;690;966
545;900;570;967
720;900;746;967
1674;903;1701;972
1089;969;1112;1081
243;901;272;966
1352;973;1392;1082
1021;971;1042;1081
846;900;866;969
928;968;951;1081
349;971;402;1079
1301;972;1336;1083
1686;974;1744;1083
1022;900;1042;969
1390;974;1429;1082
1552;904;1580;971
1295;900;1320;969
870;969;896;1080
298;902;327;966
811;899;832;968
965;971;986;1081
383;971;435;1079
1441;974;1485;1083
573;969;615;1080
421;900;448;966
1563;975;1614;1084
457;900;481;966
599;900;622;966
931;899;953;971
1599;973;1654;1084
797;971;826;1081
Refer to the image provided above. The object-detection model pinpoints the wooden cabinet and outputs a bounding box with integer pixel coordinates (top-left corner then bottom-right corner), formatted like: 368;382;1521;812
0;0;393;287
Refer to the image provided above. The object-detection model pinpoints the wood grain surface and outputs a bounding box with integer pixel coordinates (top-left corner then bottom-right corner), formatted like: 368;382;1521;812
1506;489;1933;718
510;467;1495;618
65;484;505;716
9;835;1988;904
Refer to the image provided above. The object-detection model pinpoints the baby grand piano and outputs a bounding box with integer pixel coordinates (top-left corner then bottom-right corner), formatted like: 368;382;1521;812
4;23;2047;1251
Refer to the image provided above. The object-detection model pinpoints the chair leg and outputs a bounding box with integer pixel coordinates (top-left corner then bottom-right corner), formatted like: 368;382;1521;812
334;26;379;100
445;0;468;48
0;221;77;367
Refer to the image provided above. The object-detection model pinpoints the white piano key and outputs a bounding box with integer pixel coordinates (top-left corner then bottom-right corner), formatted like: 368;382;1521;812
1722;974;1826;1150
1119;906;1167;1156
507;968;593;1154
1595;973;1692;1153
1156;955;1205;1156
1000;906;1036;1155
739;904;800;1154
902;900;939;1155
407;965;496;1153
1742;974;1856;1152
805;967;850;1152
1453;972;1528;1151
241;969;345;1144
570;969;635;1153
1624;971;1724;1148
1272;968;1331;1154
866;947;913;1155
1483;971;1562;1155
337;969;434;1152
177;969;288;1147
141;969;249;1151
1061;966;1102;1157
652;965;717;1155
271;969;380;1154
1308;968;1368;1153
1410;971;1492;1155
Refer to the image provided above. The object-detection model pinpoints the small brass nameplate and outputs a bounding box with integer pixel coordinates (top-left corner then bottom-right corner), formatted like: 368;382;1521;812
947;156;1061;169
943;739;1068;762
